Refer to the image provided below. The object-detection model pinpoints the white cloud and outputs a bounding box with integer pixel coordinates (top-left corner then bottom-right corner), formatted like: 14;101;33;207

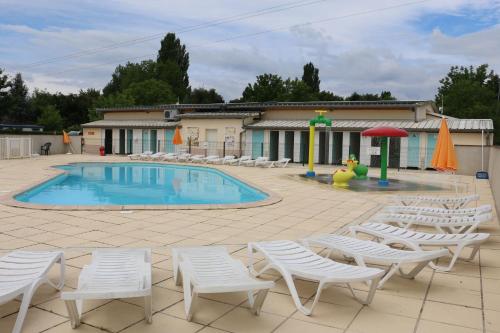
0;0;499;100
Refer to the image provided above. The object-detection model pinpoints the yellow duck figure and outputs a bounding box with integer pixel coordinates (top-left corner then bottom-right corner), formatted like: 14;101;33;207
332;159;357;188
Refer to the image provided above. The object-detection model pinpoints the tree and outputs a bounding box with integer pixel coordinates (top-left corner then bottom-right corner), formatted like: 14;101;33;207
0;68;11;122
436;64;500;143
37;105;63;131
157;33;190;100
241;74;287;102
302;62;320;93
316;90;344;101
103;60;157;95
346;91;396;101
284;79;316;101
186;88;224;104
123;79;176;105
7;73;31;123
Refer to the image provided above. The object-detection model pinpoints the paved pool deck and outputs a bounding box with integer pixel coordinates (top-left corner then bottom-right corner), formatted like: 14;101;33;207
0;154;498;333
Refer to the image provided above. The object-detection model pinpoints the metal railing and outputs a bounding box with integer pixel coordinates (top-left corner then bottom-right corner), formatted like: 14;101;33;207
0;137;32;159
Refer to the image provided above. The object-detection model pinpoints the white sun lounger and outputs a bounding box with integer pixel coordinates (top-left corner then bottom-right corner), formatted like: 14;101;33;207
61;249;152;328
227;155;252;166
391;194;479;209
210;155;236;165
177;153;192;162
350;222;490;271
303;235;448;288
162;153;178;161
372;212;492;234
248;240;384;315
139;151;154;160
0;251;64;333
384;205;492;218
150;152;166;161
242;157;268;167
259;158;291;168
128;154;141;160
172;246;274;321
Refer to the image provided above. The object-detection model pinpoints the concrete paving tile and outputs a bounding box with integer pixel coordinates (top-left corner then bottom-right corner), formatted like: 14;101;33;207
347;307;417;333
0;307;67;333
121;312;203;333
421;301;483;330
211;307;286;333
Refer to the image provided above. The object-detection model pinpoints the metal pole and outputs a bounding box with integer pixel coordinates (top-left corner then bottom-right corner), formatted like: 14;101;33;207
223;141;226;157
481;130;484;171
306;125;315;177
379;137;389;186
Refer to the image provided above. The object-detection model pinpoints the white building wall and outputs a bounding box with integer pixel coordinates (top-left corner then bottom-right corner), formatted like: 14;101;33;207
112;128;120;154
133;129;142;153
293;131;301;162
342;132;350;162
359;135;371;165
278;131;285;160
244;130;252;156
400;137;408;168
263;130;270;157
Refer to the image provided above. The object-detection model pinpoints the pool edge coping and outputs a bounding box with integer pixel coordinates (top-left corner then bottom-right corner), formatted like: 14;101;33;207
0;161;282;211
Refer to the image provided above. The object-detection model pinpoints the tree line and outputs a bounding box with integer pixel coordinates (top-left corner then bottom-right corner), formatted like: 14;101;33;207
0;32;499;143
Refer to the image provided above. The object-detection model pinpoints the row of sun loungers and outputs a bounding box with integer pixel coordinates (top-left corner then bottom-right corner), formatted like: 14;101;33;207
1;194;493;332
128;151;291;168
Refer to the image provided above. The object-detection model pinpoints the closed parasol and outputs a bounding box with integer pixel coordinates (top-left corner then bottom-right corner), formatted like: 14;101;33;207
431;118;458;172
172;127;183;145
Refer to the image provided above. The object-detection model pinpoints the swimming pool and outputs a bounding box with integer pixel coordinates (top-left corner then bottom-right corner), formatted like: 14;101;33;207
15;163;269;206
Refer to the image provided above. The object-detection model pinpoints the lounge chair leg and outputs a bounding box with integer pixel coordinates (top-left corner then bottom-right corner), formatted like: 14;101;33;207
183;273;197;321
144;295;152;323
282;273;319;316
398;261;428;279
47;255;65;290
12;288;34;333
250;289;270;315
347;276;380;305
377;264;400;288
64;300;82;329
466;245;480;261
430;245;466;272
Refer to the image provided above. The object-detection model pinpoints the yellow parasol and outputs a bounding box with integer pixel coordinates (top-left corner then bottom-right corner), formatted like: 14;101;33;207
431;118;458;171
172;127;183;145
62;131;70;144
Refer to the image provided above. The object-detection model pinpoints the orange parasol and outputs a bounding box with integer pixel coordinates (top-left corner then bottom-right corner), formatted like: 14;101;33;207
172;127;183;145
431;118;458;171
62;131;70;144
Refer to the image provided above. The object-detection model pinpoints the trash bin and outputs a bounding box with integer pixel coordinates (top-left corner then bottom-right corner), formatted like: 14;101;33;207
99;146;105;156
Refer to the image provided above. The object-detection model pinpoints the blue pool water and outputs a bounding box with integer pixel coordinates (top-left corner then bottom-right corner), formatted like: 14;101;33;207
15;163;268;206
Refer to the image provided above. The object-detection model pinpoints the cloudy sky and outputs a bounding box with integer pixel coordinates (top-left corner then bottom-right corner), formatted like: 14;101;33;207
1;0;499;100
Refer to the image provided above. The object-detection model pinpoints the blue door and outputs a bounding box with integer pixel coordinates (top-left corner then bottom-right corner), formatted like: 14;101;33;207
425;133;438;168
407;133;420;168
252;130;264;158
165;129;174;153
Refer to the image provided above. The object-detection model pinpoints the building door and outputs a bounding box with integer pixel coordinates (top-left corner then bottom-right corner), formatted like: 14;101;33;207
119;129;125;154
269;131;279;160
349;132;361;160
104;129;113;154
150;129;157;153
331;132;343;165
425;133;438;169
318;131;329;164
407;133;420;168
388;137;401;168
370;137;381;167
206;129;218;156
284;131;294;161
252;130;264;158
127;129;133;154
165;129;175;153
299;131;309;164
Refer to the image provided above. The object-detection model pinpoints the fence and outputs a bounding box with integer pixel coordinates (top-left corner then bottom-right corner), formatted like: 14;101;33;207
0;137;32;159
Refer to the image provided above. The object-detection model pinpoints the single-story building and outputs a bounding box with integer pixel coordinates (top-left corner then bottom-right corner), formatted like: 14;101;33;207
82;101;494;170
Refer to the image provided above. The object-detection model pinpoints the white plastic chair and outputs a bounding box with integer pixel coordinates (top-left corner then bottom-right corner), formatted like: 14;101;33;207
384;205;492;218
61;249;152;328
372;212;492;234
139;151;153;160
227;155;252;166
248;240;384;315
0;251;64;333
350;222;490;271
391;194;479;209
172;246;274;321
303;234;448;288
